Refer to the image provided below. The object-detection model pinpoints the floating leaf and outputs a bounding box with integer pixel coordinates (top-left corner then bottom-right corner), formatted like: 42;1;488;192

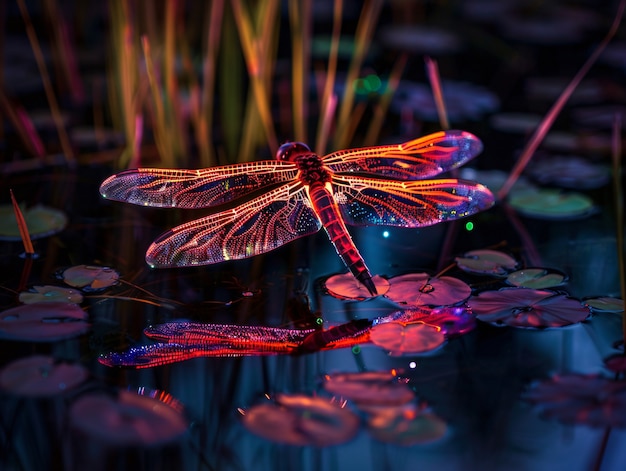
508;189;596;220
383;305;476;336
19;285;83;304
322;371;414;407
242;394;359;446
527;156;610;189
604;354;626;374
0;204;67;241
60;265;119;291
384;273;471;307
455;249;517;276
325;273;389;300
369;321;445;355
524;374;626;428
0;355;89;396
506;268;567;289
583;296;624;313
69;389;188;445
468;288;590;328
367;404;447;446
0;302;90;341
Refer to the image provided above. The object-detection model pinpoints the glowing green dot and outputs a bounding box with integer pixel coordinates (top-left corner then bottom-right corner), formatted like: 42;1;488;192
465;221;474;231
351;345;361;354
316;317;324;325
365;74;382;92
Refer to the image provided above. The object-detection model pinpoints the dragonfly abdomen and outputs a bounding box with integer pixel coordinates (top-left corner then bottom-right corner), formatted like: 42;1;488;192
307;183;377;295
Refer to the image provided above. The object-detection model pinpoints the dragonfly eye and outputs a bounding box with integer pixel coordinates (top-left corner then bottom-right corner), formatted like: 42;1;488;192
276;142;312;161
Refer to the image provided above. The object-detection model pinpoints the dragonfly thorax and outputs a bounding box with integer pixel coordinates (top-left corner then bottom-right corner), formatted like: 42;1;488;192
277;142;331;185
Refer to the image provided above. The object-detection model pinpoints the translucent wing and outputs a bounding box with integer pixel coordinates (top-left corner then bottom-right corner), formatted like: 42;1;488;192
322;130;482;180
331;175;494;227
99;161;298;208
146;182;322;267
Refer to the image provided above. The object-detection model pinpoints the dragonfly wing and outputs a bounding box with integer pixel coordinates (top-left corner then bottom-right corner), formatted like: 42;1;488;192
323;130;482;179
332;175;494;227
146;182;322;267
99;162;298;208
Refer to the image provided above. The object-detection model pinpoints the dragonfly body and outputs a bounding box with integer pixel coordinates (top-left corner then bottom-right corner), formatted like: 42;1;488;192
281;142;377;294
100;130;495;296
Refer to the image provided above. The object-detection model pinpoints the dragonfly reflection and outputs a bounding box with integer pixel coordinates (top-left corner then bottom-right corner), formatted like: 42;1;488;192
100;130;494;295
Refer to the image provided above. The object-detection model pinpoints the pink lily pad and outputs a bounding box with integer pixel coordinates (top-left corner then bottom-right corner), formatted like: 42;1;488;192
468;288;590;328
369;321;445;355
0;355;89;396
242;394;359;446
505;268;567;289
69;389;188;445
325;273;389;300
19;285;84;304
367;404;448;446
604;355;626;374
524;374;626;428
384;273;471;307
60;265;119;291
0;302;90;341
322;371;414;406
455;249;517;276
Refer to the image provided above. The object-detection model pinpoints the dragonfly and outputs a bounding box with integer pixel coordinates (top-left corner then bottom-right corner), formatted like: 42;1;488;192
99;130;494;296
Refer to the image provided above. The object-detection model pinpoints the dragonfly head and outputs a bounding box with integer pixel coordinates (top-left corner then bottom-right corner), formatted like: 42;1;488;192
276;142;312;162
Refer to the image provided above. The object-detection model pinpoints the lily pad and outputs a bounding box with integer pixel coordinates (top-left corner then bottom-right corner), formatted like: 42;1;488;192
506;268;567;289
0;355;89;396
508;189;596;220
19;285;84;304
0;204;67;241
242;394;359;446
583;296;624;314
384;273;471;307
455;249;517;276
60;265;119;291
69;389;188;445
325;273;389;300
369;321;445;355
604;354;626;374
322;371;414;406
367;404;448;446
0;302;90;341
524;374;626;428
468;288;590;328
527;156;610;189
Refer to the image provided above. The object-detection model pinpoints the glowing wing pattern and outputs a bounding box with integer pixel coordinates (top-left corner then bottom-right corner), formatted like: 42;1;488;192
331;176;494;227
322;130;482;179
99;162;298;208
146;181;322;268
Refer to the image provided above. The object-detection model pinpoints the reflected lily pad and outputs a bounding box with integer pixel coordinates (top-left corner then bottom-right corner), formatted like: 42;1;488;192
0;355;89;396
69;389;188;445
0;302;90;341
242;394;359;446
367;404;448;446
508;189;596;220
455;249;517;276
383;305;476;336
468;288;590;328
384;273;471;307
369;321;445;355
325;273;389;300
60;265;119;291
506;268;567;289
524;374;626;428
19;285;84;304
323;371;414;406
0;204;67;241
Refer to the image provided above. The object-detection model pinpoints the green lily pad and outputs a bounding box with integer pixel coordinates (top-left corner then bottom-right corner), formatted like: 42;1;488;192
19;285;84;304
0;204;67;241
508;189;595;219
506;268;567;289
